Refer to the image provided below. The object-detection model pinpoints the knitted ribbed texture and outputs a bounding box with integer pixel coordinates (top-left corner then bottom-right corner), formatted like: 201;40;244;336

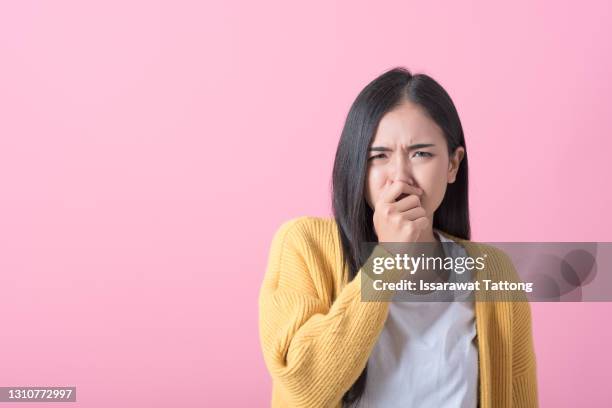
259;216;538;407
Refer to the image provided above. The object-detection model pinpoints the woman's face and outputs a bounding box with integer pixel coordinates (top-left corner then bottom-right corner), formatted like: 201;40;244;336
364;100;465;222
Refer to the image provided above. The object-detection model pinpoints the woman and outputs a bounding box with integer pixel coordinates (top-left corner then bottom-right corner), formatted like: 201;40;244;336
258;67;538;407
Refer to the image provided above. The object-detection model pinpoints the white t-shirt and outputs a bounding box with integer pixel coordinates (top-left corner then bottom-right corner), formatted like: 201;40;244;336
357;231;479;408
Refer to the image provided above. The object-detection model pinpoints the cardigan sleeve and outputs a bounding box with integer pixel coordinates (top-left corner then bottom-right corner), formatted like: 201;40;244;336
511;299;539;407
496;248;539;407
258;218;401;407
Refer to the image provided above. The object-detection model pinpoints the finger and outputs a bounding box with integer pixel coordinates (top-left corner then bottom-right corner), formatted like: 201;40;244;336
413;216;430;230
378;182;423;205
393;194;422;212
397;205;426;220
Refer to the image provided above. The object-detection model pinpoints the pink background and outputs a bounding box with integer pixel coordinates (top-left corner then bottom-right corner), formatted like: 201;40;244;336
1;1;611;407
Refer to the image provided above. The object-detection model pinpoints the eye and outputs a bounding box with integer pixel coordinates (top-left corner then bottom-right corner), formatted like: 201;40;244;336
413;151;433;158
368;154;387;161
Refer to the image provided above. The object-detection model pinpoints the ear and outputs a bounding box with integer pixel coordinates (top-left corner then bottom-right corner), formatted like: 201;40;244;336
447;147;465;184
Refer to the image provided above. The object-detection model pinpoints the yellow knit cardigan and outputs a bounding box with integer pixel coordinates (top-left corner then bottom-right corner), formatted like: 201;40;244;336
259;216;538;407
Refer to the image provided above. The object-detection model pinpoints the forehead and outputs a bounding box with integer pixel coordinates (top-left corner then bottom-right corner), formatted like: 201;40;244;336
372;101;445;145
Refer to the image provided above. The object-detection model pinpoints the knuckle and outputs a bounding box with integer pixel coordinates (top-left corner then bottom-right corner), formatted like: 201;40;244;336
382;205;391;217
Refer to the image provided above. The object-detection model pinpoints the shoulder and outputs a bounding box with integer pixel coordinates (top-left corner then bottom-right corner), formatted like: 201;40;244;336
437;230;520;281
272;216;338;246
268;216;341;262
437;230;514;265
267;216;345;293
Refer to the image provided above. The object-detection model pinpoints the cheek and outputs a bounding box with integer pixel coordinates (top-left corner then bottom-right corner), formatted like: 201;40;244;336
418;162;449;213
366;167;388;206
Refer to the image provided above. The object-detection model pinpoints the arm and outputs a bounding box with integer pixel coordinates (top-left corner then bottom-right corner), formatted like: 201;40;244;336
494;248;539;407
258;218;399;407
484;246;539;407
512;299;539;407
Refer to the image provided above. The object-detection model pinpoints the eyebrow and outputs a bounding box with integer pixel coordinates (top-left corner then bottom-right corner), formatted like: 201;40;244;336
368;143;435;152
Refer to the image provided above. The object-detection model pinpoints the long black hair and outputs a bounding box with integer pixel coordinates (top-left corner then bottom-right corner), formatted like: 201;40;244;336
331;67;471;406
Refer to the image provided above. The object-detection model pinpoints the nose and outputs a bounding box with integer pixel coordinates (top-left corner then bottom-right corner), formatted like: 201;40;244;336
391;152;415;185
